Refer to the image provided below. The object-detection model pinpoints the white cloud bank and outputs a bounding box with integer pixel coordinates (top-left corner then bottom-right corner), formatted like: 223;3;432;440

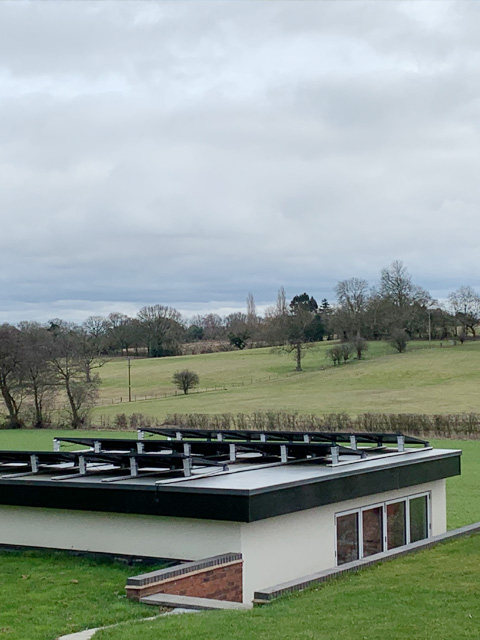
1;1;479;323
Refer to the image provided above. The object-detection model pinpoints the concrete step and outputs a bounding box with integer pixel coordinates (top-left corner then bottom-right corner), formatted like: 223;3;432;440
140;593;252;610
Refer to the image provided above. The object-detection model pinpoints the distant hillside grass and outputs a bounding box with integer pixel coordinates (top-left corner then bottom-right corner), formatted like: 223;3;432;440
91;340;480;422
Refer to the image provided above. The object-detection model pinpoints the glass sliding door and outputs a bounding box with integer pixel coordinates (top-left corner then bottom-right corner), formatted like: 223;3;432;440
386;501;406;550
409;495;428;543
362;506;383;557
336;512;359;565
335;492;430;566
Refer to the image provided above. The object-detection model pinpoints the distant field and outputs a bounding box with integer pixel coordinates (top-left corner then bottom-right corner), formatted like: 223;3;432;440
88;340;480;422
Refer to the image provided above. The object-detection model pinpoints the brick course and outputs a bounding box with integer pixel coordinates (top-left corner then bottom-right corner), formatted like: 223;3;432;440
126;556;243;603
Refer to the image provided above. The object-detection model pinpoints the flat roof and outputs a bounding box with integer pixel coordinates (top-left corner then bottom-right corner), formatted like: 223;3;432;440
0;430;461;522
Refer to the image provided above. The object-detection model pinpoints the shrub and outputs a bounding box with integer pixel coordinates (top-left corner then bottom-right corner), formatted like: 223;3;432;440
172;370;200;395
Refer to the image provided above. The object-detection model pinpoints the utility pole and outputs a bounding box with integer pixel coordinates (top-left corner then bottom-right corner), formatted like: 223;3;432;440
127;357;132;402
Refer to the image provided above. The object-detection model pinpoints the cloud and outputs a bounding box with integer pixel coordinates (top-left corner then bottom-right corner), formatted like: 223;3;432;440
0;1;480;323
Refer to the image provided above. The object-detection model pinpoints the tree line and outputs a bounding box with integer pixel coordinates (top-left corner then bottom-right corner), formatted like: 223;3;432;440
0;260;479;428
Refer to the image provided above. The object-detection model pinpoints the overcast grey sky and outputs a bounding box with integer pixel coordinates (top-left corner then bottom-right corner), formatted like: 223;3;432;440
1;1;479;324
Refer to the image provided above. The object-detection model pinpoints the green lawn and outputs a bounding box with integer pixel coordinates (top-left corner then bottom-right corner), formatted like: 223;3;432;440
96;533;480;640
85;340;480;423
0;549;161;640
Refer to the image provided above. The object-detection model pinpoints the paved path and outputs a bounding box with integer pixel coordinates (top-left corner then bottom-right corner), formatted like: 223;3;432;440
56;609;197;640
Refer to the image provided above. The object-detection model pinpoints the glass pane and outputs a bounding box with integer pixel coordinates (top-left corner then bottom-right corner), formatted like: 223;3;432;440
336;513;359;565
387;501;406;550
362;506;383;557
410;496;428;543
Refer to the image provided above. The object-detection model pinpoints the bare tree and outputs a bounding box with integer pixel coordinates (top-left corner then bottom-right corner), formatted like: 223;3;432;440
349;335;369;360
448;285;480;337
377;261;434;337
137;305;184;356
172;370;199;395
326;344;343;366
276;287;287;317
18;322;56;428
47;322;99;429
0;324;26;428
334;277;369;338
389;329;409;353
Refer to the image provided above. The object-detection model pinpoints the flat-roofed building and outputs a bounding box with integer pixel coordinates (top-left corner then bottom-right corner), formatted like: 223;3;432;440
0;428;461;603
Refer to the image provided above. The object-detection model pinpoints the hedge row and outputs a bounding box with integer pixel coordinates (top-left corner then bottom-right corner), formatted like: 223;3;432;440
160;411;480;438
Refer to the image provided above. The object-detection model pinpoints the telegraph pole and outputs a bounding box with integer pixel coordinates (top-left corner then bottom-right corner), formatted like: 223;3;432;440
127;357;132;402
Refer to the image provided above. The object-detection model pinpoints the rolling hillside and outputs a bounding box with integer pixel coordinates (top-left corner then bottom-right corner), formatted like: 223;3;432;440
91;340;480;422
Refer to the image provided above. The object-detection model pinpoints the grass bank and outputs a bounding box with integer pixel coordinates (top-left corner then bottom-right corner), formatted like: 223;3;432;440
96;533;480;640
0;549;160;640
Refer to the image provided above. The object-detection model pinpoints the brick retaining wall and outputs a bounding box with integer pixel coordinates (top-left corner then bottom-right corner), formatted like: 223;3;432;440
126;552;243;603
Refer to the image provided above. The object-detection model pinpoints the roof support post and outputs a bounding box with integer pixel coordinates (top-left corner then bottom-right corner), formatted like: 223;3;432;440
331;446;340;465
182;457;192;477
175;431;183;441
216;433;223;441
30;455;39;473
94;441;101;453
183;443;191;456
137;429;144;441
280;445;288;463
53;439;60;452
130;457;139;477
136;442;144;454
229;443;237;462
260;434;267;442
350;435;357;449
78;456;86;475
303;434;311;443
397;435;405;452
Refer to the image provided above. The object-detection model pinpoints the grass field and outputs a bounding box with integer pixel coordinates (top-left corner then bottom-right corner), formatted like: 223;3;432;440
85;340;480;423
96;533;480;640
0;549;161;640
0;431;478;638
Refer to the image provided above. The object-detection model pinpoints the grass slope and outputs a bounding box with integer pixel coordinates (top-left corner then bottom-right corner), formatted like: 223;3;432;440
0;550;159;640
96;534;480;640
90;341;480;422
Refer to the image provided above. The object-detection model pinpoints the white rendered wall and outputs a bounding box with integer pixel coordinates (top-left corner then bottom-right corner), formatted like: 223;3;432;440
0;506;242;561
0;479;446;604
240;479;446;602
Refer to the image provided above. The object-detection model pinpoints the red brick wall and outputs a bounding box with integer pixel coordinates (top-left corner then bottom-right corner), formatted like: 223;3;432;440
126;560;243;603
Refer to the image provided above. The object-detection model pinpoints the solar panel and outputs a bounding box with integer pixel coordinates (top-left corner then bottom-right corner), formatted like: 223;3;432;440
0;429;430;483
136;427;429;447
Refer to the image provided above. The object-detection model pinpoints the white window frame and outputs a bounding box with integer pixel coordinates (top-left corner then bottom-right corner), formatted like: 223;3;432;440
335;492;431;565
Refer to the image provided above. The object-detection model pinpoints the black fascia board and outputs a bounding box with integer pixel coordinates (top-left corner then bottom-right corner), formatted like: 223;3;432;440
0;451;460;523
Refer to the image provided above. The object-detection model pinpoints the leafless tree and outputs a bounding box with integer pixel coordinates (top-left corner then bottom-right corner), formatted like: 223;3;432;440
0;324;26;428
334;277;369;338
137;305;184;356
448;285;480;337
18;322;56;428
172;370;199;394
47;321;99;429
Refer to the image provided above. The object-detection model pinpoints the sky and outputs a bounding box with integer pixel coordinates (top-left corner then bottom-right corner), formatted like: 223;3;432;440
1;1;480;324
